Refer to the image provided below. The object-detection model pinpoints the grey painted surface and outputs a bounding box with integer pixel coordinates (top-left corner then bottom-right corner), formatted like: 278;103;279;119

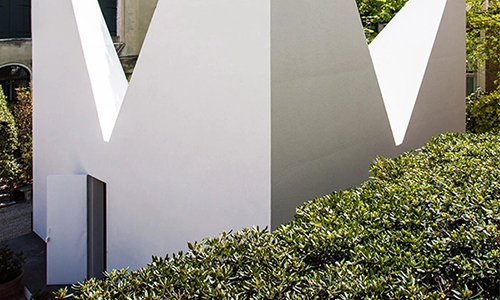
270;0;394;228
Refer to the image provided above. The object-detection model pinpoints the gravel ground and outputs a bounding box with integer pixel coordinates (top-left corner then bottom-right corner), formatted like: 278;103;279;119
0;201;32;242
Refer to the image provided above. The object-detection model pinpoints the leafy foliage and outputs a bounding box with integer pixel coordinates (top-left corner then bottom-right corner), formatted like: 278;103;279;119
11;85;33;186
0;86;19;190
466;89;500;133
0;245;25;284
59;133;500;299
466;0;500;82
355;0;408;42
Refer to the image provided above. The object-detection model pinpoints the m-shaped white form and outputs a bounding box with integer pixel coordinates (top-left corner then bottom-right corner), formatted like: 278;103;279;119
33;0;464;282
370;0;448;145
68;0;454;147
71;0;128;141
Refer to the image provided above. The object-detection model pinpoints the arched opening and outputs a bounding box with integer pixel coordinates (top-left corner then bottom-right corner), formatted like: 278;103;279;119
0;62;32;239
0;64;30;103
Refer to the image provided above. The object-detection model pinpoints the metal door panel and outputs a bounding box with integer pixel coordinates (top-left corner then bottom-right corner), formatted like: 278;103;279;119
87;176;106;279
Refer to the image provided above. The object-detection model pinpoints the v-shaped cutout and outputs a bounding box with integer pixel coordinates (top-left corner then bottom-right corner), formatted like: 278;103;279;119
71;0;451;146
370;0;448;146
71;0;128;142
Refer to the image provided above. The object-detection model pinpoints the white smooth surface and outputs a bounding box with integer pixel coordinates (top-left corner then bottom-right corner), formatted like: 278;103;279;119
369;0;448;145
46;175;87;285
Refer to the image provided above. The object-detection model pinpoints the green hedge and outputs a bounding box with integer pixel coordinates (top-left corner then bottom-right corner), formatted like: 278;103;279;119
61;133;500;299
11;85;32;186
0;86;19;189
467;89;500;134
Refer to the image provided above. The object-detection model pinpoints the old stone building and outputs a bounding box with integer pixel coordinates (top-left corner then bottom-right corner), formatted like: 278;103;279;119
0;0;158;102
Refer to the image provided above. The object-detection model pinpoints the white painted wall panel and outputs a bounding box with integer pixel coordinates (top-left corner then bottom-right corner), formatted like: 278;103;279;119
32;0;106;238
105;0;271;269
34;0;270;271
46;175;87;285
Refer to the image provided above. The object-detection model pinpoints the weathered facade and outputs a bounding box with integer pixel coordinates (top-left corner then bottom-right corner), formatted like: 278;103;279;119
117;0;159;78
0;39;31;68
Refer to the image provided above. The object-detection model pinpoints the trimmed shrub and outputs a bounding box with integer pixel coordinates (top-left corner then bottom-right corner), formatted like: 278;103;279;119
60;133;500;299
0;86;19;189
466;89;500;133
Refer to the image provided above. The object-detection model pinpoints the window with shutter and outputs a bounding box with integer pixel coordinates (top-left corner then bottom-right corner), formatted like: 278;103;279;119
0;0;117;39
0;0;31;39
0;1;10;38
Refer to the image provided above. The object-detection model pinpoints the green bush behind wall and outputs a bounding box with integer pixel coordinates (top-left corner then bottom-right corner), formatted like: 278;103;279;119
11;86;33;186
466;89;500;134
58;132;500;299
0;86;19;190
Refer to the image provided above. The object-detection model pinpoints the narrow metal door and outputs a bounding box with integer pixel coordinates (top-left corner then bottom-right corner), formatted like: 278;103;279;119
87;176;106;279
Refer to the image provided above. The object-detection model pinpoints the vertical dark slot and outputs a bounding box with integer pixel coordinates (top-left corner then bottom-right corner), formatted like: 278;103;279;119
87;175;107;279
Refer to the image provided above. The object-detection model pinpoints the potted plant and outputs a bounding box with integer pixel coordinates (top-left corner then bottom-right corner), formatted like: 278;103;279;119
0;245;25;300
